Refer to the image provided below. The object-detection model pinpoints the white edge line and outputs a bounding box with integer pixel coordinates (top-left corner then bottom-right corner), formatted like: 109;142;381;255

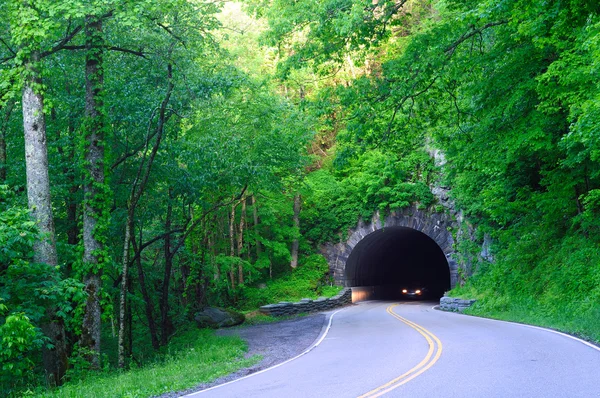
516;323;600;352
436;307;600;352
182;308;345;397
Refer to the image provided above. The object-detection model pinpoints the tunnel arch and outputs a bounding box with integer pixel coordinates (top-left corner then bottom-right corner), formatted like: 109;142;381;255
321;207;459;294
345;227;451;298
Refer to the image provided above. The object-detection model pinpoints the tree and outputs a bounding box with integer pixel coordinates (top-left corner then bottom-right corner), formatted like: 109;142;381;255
7;0;74;386
80;10;108;370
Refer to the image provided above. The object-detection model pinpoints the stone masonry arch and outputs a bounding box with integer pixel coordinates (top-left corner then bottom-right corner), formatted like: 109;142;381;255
321;206;459;289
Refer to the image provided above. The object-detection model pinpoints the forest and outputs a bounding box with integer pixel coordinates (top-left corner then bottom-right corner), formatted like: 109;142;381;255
1;0;599;396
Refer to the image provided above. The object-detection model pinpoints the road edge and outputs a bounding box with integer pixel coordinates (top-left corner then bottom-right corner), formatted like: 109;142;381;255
181;307;346;397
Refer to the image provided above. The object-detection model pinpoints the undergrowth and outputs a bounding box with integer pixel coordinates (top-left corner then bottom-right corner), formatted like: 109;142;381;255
449;232;600;344
241;254;342;310
31;328;258;398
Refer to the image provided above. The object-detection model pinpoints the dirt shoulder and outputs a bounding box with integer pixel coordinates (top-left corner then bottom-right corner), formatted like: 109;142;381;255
158;313;328;397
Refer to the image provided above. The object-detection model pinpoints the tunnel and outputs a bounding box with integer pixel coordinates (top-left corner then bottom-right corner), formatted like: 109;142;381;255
345;227;451;301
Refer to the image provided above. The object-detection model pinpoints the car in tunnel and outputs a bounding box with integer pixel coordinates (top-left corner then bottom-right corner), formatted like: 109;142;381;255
401;287;427;299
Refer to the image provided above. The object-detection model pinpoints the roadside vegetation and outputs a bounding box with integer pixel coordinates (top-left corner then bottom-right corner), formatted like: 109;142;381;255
34;328;257;398
1;0;599;396
241;255;343;310
450;236;600;344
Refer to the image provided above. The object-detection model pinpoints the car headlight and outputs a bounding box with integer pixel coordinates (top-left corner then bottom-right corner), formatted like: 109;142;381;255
402;289;408;293
415;290;421;294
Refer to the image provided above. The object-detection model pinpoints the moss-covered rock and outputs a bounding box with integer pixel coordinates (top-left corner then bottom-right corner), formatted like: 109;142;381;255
194;308;245;329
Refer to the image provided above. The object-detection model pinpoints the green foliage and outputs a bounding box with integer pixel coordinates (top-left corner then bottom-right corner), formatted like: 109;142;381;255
0;309;44;395
0;186;82;393
0;188;41;393
245;0;406;77
181;79;313;196
0;186;36;269
3;0;600;394
417;0;600;342
301;149;435;244
451;233;600;343
241;254;340;309
256;0;600;345
35;328;257;398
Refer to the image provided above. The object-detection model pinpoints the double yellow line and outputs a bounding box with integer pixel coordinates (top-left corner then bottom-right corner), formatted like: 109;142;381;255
358;304;443;398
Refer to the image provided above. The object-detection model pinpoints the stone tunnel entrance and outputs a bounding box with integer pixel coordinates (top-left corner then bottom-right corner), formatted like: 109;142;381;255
345;227;451;301
321;207;459;302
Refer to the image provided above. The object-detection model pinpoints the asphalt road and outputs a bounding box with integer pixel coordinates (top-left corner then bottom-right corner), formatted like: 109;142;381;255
184;301;600;398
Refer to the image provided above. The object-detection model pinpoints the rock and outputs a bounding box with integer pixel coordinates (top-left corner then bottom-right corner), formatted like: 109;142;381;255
194;307;245;329
439;296;476;312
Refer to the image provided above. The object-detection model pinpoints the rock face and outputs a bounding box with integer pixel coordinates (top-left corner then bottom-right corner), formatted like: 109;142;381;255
439;296;476;312
194;307;245;329
320;206;460;288
259;288;352;317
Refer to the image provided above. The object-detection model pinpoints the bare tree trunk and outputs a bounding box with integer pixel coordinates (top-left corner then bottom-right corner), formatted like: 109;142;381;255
238;198;246;284
64;123;79;248
251;195;261;258
22;51;67;386
81;15;105;369
126;278;133;360
0;100;15;183
290;194;301;269
118;64;174;360
65;180;79;246
160;187;175;346
132;231;160;349
229;202;236;291
54;78;79;252
194;232;209;308
209;232;219;280
117;213;132;368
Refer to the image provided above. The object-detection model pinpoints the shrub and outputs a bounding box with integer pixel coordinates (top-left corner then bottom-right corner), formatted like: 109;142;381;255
241;254;339;309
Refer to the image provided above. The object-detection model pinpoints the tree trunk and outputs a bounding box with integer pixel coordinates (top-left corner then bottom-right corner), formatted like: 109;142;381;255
117;212;132;368
193;232;209;309
81;15;105;369
121;61;173;353
66;180;79;246
238;198;246;284
251;195;261;258
126;277;133;360
290;194;301;269
22;51;68;386
133;231;160;350
209;232;219;280
64;123;79;248
0;100;15;183
160;187;175;346
229;202;236;291
55;81;79;251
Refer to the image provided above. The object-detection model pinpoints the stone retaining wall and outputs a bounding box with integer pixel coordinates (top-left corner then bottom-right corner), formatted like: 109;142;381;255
440;296;476;312
259;288;352;317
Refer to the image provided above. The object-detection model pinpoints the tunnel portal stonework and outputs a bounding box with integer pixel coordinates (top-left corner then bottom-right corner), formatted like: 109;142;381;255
321;206;459;289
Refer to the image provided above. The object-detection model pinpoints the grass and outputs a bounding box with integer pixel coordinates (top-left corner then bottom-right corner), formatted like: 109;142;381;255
31;328;259;398
463;300;600;345
448;286;600;345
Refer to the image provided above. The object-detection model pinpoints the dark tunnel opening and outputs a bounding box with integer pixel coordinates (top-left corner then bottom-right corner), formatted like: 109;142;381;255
345;227;451;301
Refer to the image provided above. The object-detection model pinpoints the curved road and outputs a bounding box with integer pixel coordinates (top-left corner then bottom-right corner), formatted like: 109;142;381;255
185;301;600;397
